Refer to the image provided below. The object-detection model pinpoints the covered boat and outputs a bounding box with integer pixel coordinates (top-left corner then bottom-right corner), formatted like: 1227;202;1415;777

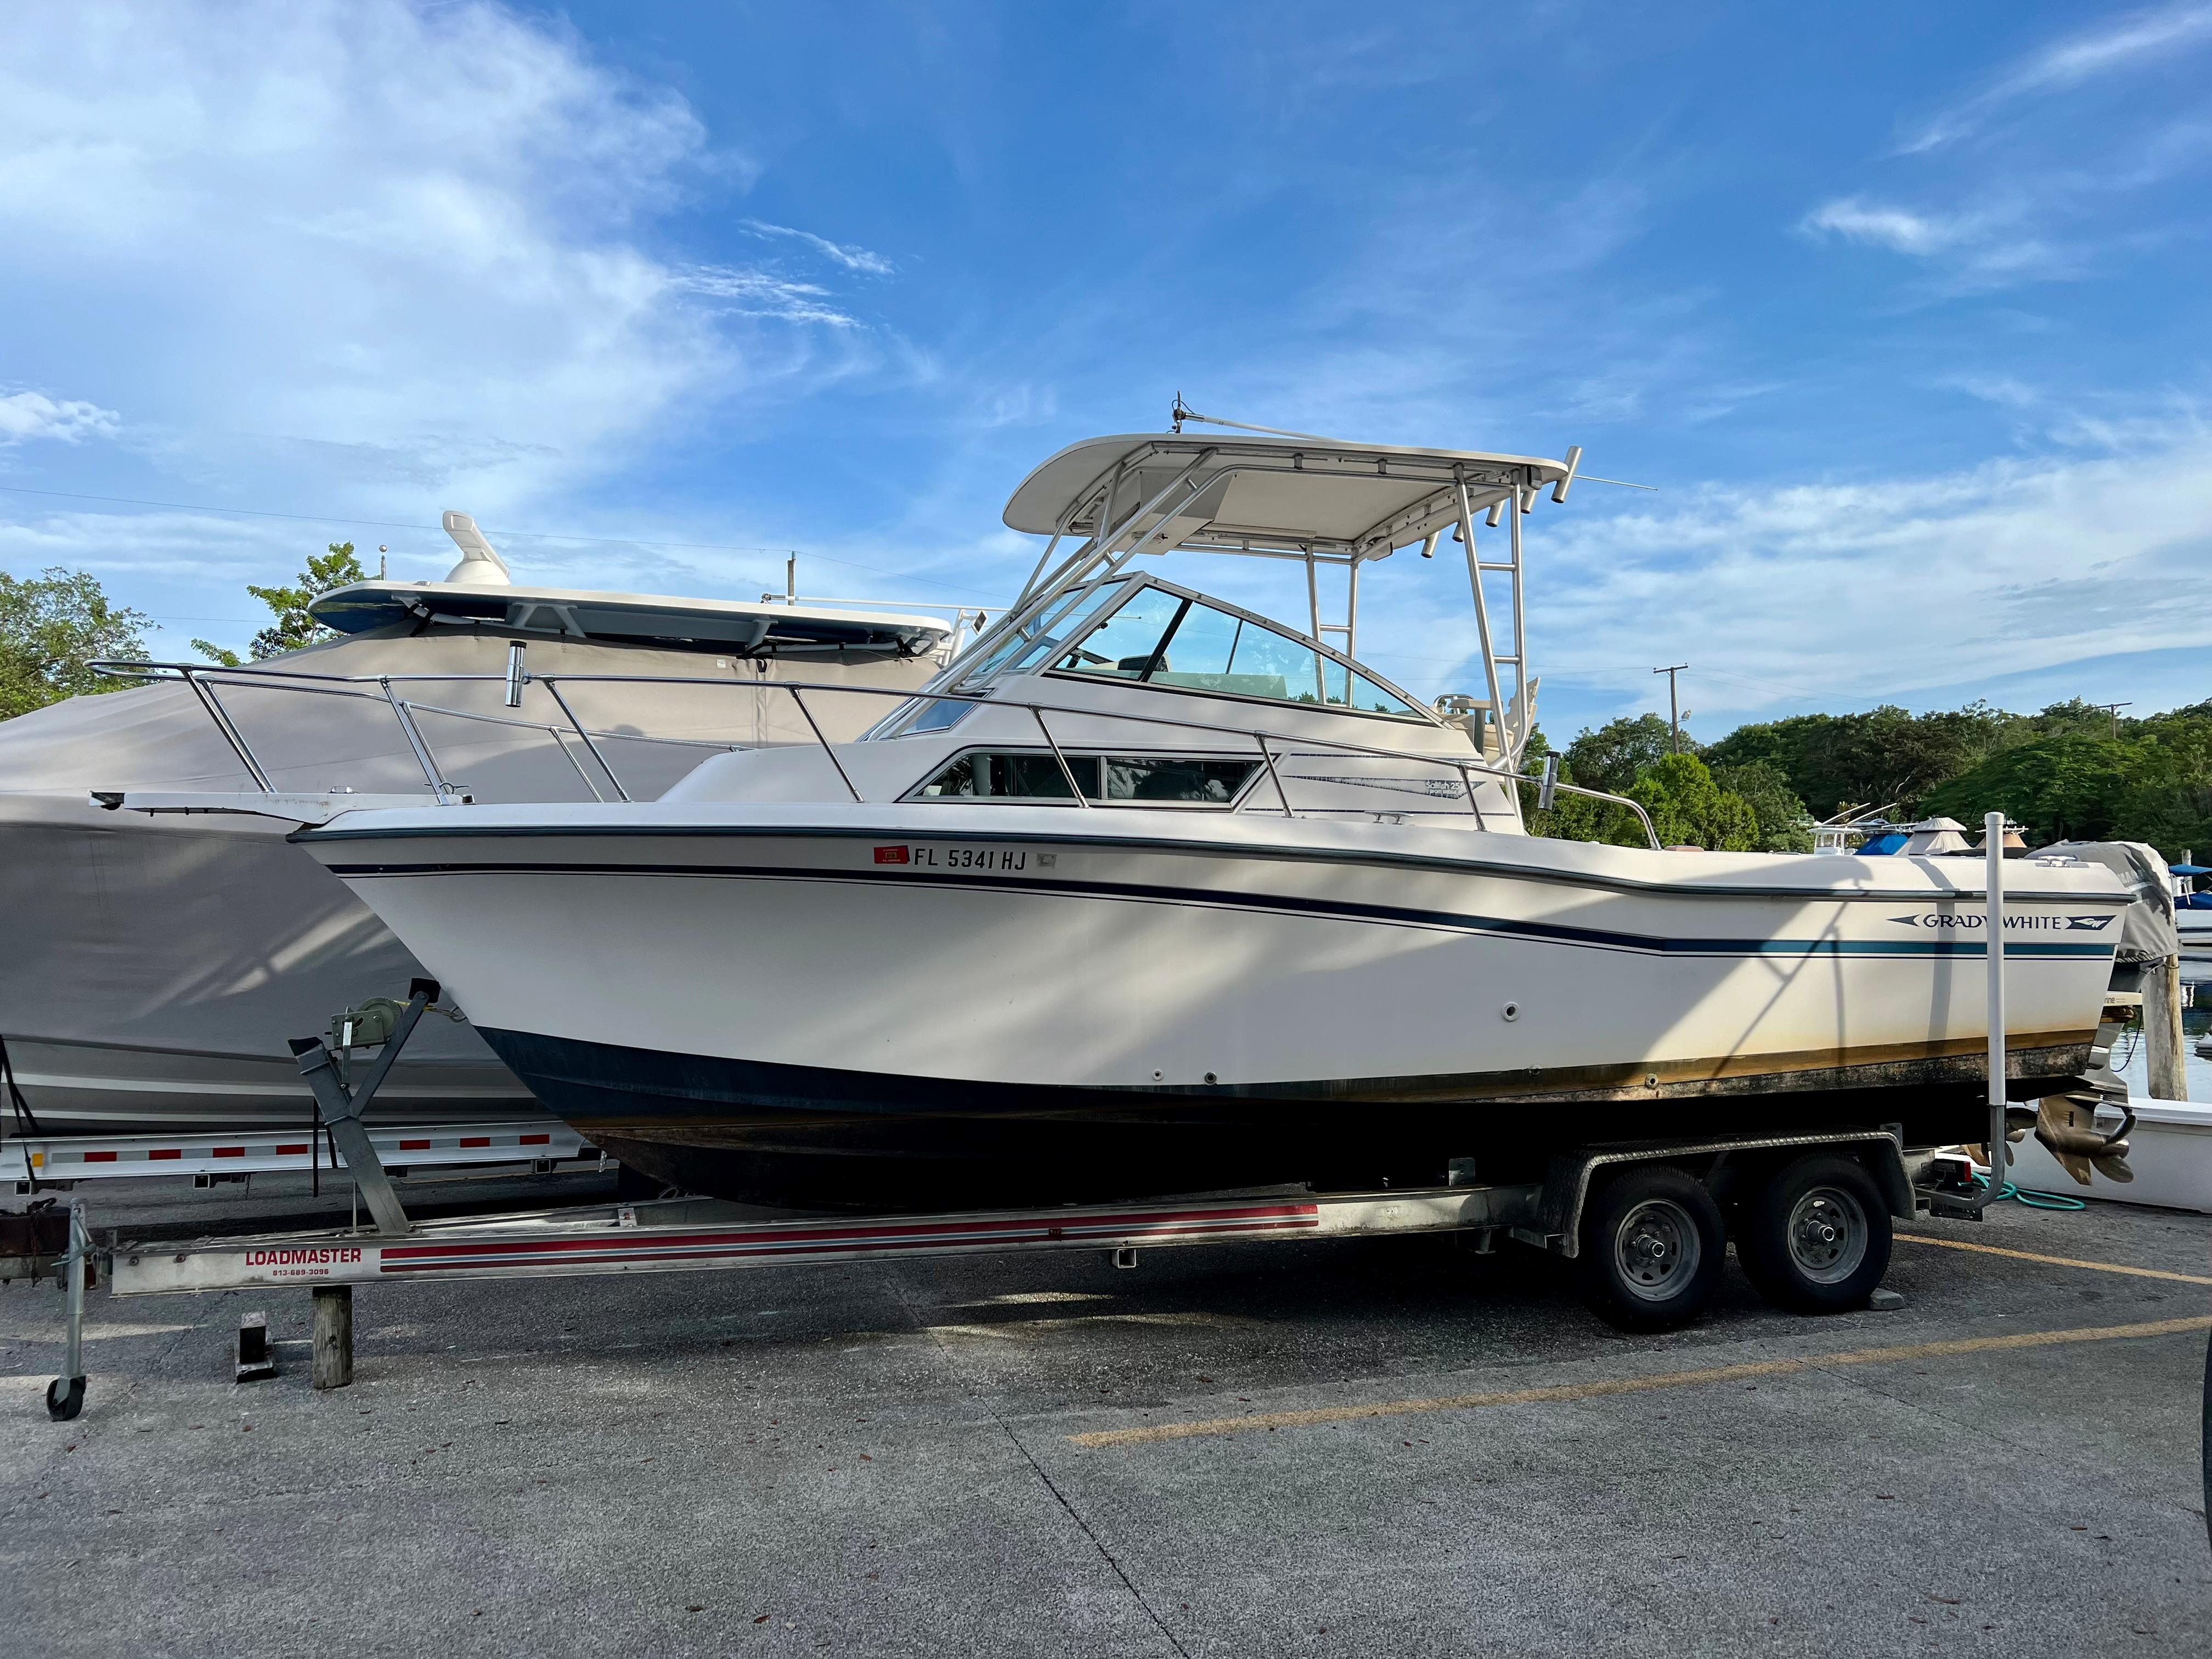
284;433;2132;1210
2;514;955;1133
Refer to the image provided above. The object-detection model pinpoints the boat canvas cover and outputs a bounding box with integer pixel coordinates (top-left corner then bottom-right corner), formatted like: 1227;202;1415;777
2036;841;2182;962
0;627;944;1114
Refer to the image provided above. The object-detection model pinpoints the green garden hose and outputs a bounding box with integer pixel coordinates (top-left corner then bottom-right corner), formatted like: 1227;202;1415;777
1973;1172;2087;1212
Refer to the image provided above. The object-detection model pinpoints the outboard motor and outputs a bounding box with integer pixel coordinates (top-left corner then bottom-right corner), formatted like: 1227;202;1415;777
2023;841;2185;1186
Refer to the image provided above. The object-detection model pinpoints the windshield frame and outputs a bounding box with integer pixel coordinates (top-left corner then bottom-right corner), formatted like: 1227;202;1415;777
1032;576;1440;726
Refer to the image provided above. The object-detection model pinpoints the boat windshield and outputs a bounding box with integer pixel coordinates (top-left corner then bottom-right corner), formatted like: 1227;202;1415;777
1052;585;1420;718
889;578;1136;735
955;578;1136;689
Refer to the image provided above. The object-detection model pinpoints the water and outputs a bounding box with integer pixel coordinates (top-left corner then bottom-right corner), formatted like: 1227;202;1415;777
2112;990;2212;1104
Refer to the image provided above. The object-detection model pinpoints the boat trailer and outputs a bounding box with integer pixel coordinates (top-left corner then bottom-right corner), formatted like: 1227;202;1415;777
28;804;2042;1419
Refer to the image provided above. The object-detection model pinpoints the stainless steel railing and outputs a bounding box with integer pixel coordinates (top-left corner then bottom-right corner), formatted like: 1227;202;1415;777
91;657;1663;847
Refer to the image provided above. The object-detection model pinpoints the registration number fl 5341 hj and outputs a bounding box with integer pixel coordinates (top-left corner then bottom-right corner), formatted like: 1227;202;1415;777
874;845;1030;871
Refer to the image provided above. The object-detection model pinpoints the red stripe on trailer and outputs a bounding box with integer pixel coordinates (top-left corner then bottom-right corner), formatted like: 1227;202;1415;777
520;1134;551;1146
276;1143;310;1155
149;1148;182;1160
213;1147;245;1158
83;1150;118;1163
376;1201;1323;1273
459;1137;491;1148
398;1139;431;1150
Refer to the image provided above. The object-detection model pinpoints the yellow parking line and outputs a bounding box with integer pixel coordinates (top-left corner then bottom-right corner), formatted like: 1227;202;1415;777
1065;1314;2212;1448
1894;1232;2212;1286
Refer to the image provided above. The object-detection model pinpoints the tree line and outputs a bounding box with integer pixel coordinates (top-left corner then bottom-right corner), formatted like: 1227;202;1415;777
1530;699;2212;862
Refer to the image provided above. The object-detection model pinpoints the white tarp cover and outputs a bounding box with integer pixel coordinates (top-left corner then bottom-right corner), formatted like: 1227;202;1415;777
0;624;942;1131
2035;841;2183;963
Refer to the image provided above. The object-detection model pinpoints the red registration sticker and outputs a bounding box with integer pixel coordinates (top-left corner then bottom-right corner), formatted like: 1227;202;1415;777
873;845;911;865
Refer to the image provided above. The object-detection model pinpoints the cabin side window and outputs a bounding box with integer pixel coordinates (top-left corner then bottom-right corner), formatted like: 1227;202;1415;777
912;751;1261;806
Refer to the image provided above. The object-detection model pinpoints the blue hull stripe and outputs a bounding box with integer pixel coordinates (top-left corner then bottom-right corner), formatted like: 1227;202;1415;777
322;857;2117;962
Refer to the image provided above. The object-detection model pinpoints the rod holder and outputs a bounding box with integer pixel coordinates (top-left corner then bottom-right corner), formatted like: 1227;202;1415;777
504;641;528;709
1553;445;1583;504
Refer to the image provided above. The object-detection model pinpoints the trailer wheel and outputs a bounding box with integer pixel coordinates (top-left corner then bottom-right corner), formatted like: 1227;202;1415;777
1574;1165;1724;1332
1736;1154;1891;1314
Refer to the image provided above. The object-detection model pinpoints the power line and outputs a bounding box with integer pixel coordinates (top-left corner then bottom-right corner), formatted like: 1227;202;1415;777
0;482;1000;601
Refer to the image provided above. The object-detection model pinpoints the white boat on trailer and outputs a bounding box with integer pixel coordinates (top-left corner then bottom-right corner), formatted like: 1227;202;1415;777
273;424;2134;1231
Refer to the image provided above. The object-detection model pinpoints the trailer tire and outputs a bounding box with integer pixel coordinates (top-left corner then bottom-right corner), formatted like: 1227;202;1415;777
1736;1154;1891;1314
1574;1165;1724;1332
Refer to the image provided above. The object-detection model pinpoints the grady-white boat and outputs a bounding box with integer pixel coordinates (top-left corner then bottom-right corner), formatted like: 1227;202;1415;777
283;432;2132;1210
2;515;955;1135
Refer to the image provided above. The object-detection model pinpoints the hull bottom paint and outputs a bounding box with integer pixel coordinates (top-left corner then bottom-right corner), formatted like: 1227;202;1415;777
479;1027;2091;1212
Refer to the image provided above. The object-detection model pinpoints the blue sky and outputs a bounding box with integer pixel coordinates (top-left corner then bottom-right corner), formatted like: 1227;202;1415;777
3;1;2209;744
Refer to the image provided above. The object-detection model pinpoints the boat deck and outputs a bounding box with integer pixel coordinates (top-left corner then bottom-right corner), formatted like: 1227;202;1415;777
4;1172;2207;1655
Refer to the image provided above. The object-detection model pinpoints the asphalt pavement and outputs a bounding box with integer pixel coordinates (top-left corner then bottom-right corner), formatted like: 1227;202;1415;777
3;1175;2207;1657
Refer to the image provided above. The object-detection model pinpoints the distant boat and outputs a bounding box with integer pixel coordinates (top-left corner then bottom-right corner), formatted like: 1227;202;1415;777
2172;854;2210;970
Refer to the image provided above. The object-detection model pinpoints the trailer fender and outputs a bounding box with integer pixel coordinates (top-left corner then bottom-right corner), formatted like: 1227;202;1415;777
1519;1129;1914;1259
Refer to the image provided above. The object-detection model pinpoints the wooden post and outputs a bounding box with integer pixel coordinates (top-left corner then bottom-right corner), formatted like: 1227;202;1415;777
312;1285;353;1390
2143;955;2189;1103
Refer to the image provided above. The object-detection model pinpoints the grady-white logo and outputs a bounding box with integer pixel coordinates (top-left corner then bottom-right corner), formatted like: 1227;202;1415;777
1887;912;2112;932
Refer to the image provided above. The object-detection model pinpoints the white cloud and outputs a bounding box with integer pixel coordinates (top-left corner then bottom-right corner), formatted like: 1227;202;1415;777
1901;3;2212;154
1798;196;2066;289
670;266;862;328
1521;416;2212;719
739;219;896;276
1800;200;1975;256
0;2;873;518
0;391;120;445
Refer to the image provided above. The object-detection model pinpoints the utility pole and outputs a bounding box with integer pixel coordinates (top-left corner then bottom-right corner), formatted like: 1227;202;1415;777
2092;701;2132;740
1654;664;1688;753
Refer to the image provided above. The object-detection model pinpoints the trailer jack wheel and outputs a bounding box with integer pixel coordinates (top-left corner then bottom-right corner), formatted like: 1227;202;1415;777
46;1374;85;1422
1574;1165;1724;1333
1736;1153;1891;1314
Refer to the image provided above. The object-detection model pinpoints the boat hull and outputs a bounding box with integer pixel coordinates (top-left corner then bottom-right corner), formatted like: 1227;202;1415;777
0;799;535;1134
303;807;2128;1209
476;1025;2070;1210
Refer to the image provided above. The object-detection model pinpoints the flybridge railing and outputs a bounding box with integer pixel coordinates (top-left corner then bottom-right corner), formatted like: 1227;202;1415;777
91;656;1661;847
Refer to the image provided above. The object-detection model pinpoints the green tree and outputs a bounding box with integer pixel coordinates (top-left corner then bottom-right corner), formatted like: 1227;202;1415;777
239;542;368;660
1921;704;2212;860
1;566;150;720
1629;753;1759;850
1564;713;1684;797
1536;694;2209;861
1543;782;1651;847
1710;759;1815;853
1703;702;2019;820
2114;712;2212;859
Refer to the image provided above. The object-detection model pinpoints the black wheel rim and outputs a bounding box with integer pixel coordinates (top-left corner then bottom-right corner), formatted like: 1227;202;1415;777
1785;1186;1868;1285
1614;1198;1701;1301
